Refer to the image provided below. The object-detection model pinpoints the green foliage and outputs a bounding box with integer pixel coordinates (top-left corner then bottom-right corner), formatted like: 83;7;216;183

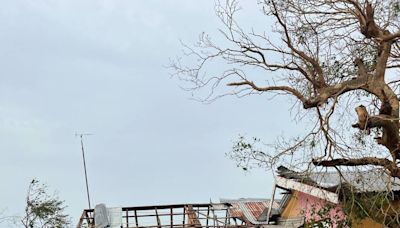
228;135;268;171
392;1;400;16
341;191;390;224
303;188;400;227
339;189;400;227
21;179;70;228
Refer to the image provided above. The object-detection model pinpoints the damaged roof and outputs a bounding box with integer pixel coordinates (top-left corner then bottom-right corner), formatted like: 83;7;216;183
220;198;280;225
78;201;277;228
277;166;400;192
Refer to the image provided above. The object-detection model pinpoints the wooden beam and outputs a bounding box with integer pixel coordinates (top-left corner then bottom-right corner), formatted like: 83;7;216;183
155;208;161;228
266;182;277;224
185;205;202;227
134;210;138;227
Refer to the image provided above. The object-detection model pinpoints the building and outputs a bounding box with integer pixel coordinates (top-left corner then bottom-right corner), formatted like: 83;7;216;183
77;200;280;228
269;167;400;227
77;168;400;227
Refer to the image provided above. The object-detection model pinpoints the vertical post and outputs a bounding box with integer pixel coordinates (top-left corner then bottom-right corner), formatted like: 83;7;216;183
170;208;173;227
206;206;210;228
155;208;161;228
80;135;92;210
183;206;186;225
134;210;138;227
126;210;129;228
266;182;277;224
224;207;229;226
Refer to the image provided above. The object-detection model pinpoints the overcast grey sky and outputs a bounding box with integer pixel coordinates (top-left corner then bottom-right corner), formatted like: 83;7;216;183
0;1;303;226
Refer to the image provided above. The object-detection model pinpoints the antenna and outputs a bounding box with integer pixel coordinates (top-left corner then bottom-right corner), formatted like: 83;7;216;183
76;132;93;210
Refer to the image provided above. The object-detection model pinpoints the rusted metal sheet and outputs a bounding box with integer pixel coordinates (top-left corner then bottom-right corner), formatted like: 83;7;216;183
221;198;280;224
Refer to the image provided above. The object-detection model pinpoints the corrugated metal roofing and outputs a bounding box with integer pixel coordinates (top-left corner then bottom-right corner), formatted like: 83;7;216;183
279;168;400;192
309;169;400;192
220;198;280;225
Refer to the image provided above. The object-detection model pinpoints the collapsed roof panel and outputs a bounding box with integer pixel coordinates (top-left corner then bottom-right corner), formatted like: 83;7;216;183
277;167;400;193
220;198;280;225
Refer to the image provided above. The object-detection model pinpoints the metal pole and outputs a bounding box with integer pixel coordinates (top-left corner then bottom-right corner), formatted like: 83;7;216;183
80;135;92;209
266;182;276;224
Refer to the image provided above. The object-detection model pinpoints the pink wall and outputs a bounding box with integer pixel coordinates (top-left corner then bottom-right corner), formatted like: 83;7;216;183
297;191;347;227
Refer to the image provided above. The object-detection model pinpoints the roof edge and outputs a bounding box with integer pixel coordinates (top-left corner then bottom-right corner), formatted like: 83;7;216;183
275;176;339;204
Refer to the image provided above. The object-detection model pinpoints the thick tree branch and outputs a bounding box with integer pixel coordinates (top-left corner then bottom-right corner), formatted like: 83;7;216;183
375;41;392;80
354;58;368;78
382;31;400;42
227;80;307;103
312;157;400;178
228;74;371;109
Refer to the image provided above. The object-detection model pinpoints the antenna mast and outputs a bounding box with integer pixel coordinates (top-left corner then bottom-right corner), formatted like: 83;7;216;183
77;133;92;210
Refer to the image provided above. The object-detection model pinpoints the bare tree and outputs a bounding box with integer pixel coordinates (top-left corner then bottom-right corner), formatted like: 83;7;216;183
172;0;400;177
172;1;400;225
21;179;70;228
